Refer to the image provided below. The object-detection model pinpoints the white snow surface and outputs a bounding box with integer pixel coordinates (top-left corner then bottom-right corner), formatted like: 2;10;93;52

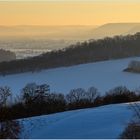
20;103;135;139
0;57;140;95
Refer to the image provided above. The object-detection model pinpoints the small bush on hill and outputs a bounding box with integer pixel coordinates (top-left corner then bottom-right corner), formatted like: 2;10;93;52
103;86;138;104
124;60;140;73
120;102;140;139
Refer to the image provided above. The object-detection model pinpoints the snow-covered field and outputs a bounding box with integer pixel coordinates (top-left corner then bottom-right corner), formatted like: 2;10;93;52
0;57;140;96
20;102;135;139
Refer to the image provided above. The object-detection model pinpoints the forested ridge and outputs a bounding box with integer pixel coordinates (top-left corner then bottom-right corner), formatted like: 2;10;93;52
1;33;140;75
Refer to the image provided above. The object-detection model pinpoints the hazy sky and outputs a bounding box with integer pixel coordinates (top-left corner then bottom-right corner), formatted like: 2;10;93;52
0;0;140;26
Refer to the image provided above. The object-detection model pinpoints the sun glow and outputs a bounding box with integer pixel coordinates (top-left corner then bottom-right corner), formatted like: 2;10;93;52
0;1;140;26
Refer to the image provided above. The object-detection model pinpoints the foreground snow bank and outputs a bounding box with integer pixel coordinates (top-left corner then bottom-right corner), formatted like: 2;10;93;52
0;57;140;96
20;103;135;139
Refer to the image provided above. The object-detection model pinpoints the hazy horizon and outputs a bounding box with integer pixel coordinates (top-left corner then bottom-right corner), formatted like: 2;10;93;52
0;22;140;26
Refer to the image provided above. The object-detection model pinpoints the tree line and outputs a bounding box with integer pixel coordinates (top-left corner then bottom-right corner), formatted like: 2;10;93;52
1;84;140;122
1;33;140;75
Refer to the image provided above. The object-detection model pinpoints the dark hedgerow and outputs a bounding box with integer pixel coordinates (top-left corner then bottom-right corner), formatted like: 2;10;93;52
103;86;139;104
1;84;140;121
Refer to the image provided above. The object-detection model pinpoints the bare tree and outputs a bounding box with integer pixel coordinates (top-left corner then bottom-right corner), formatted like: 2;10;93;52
86;87;99;103
106;86;129;96
66;88;86;103
22;83;37;104
22;83;50;104
0;86;12;107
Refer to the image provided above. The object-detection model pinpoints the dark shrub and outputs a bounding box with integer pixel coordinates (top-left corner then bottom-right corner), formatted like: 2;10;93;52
103;86;137;104
120;123;140;139
0;120;21;139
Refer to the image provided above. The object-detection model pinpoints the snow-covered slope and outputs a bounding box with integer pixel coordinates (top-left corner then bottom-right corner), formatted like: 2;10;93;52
20;103;135;139
1;57;140;96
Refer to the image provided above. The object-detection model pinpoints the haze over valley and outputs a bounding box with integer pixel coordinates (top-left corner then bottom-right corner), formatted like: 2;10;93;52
1;23;140;59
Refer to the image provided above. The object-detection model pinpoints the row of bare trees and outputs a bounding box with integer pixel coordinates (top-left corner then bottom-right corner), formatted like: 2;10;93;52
1;84;140;121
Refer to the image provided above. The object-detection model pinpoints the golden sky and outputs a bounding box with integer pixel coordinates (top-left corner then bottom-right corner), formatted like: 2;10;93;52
0;0;140;26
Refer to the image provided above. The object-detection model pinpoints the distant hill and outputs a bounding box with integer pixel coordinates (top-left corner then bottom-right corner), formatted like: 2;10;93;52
0;25;97;40
1;23;140;40
126;25;140;35
89;23;140;39
0;49;16;62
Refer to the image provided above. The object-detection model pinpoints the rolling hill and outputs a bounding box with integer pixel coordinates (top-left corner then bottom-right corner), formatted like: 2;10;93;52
1;23;140;41
0;25;96;40
20;102;135;139
90;23;140;39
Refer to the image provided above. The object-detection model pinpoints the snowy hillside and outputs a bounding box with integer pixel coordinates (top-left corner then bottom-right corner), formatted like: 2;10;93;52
20;102;135;139
1;57;140;96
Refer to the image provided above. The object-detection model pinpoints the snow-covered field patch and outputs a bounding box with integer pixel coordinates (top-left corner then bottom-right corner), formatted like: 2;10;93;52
0;57;140;95
20;103;135;139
